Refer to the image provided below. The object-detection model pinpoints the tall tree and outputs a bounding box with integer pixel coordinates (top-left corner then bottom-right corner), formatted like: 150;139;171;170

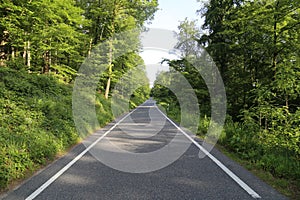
80;0;158;99
176;19;202;57
32;0;87;73
0;0;88;75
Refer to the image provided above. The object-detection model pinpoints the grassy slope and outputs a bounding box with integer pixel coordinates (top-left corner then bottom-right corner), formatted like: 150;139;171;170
0;68;114;190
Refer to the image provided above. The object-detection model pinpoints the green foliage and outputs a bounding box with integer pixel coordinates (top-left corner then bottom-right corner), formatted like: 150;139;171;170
0;0;88;73
0;142;33;187
76;0;157;99
0;66;149;189
0;67;76;188
198;0;300;183
197;115;210;136
0;0;159;191
50;65;77;83
152;0;299;188
220;119;262;161
130;85;150;108
95;93;114;127
151;81;181;123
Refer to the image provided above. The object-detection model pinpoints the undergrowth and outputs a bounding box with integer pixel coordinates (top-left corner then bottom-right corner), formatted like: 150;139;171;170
0;68;116;190
156;100;300;199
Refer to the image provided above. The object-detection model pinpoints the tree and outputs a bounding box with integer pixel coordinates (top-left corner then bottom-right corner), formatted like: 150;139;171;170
151;0;300;187
80;0;158;99
32;0;87;73
0;0;31;66
176;18;202;57
0;0;88;76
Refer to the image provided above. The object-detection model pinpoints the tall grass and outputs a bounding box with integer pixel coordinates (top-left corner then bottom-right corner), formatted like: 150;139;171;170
0;68;117;189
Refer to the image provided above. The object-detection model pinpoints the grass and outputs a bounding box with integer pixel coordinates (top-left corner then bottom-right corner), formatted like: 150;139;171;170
196;130;299;199
0;67;112;191
0;67;149;192
155;101;299;199
216;144;300;200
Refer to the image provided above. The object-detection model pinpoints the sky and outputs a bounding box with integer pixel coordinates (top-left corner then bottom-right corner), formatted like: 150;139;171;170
140;0;202;87
147;0;202;31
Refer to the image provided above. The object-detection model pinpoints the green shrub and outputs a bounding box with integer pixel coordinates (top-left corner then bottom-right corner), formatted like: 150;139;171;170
0;143;34;188
257;152;300;179
0;67;126;189
221;118;300;181
0;68;79;189
25;130;61;165
197;115;210;136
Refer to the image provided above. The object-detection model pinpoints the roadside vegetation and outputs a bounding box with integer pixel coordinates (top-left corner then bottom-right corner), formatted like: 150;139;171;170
0;66;150;190
0;67;119;189
0;67;78;189
0;0;157;191
1;0;299;198
151;0;299;199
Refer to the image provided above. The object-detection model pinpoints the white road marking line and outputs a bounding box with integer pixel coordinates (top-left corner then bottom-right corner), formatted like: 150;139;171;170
155;106;262;199
26;101;261;199
25;110;136;200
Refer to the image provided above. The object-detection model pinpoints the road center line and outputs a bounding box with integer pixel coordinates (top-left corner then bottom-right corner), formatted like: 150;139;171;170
138;106;156;108
155;106;262;199
25;109;136;200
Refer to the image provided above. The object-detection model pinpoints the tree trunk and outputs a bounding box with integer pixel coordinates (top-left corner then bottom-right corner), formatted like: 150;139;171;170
93;16;100;45
0;51;5;66
43;51;50;73
272;1;279;80
27;41;31;67
0;31;9;66
105;39;113;99
0;42;5;66
105;76;112;99
88;38;93;57
54;50;58;66
104;3;117;99
23;42;27;64
11;47;15;61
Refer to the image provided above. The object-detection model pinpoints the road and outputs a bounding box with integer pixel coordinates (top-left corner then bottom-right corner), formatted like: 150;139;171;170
2;100;286;200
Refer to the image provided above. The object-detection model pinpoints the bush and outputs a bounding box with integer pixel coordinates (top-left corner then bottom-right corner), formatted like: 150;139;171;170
0;68;78;189
221;117;300;181
0;67;123;189
0;142;34;188
153;89;299;183
257;152;300;179
197;115;210;136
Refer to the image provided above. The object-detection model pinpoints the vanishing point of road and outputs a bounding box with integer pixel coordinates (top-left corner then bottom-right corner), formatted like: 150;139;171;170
2;100;286;200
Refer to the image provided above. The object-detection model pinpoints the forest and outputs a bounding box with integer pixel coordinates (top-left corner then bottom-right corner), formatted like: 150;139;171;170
151;0;299;198
0;0;299;198
0;0;158;190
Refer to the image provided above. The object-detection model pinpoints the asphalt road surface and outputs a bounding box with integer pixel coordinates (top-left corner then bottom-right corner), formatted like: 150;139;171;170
2;100;287;200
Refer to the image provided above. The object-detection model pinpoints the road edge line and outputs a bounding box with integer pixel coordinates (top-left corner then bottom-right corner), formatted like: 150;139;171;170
155;106;261;199
25;109;135;200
